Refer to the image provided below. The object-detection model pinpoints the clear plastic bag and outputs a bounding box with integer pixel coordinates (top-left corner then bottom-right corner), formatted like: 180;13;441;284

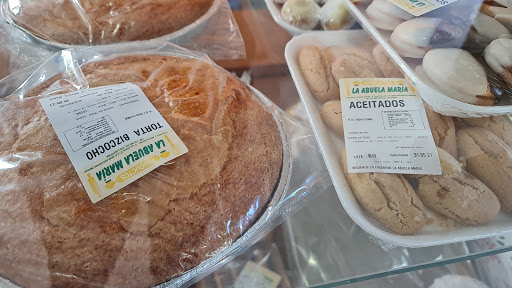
0;0;245;61
0;18;54;79
0;41;330;288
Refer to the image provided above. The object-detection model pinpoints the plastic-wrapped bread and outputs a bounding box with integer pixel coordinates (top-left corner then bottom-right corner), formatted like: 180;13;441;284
0;53;283;288
2;0;215;45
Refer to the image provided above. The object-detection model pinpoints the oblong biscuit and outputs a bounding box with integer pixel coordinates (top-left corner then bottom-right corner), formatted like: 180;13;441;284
320;100;343;136
410;148;500;225
459;116;512;149
457;127;512;213
298;46;339;103
331;57;381;81
341;150;427;235
424;103;457;158
372;45;403;78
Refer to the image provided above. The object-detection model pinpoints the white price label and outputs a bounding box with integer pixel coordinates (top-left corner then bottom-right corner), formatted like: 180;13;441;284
386;0;459;16
39;83;188;203
340;78;441;175
233;261;281;288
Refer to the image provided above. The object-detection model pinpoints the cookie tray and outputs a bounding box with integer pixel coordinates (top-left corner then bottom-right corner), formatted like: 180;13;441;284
285;30;512;247
342;0;512;118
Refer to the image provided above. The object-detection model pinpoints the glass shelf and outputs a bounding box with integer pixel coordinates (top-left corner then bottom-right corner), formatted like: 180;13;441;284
191;185;512;288
288;186;512;287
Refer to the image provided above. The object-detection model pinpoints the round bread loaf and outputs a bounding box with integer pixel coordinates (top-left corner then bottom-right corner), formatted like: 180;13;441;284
3;0;214;45
0;55;283;287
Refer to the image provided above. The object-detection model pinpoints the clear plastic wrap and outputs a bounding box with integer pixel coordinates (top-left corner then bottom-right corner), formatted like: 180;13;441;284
0;0;245;60
0;42;331;288
343;0;512;117
0;18;53;79
285;29;512;248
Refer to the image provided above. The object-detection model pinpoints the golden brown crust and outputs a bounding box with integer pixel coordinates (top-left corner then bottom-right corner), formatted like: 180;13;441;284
458;116;512;149
340;150;427;235
298;46;339;103
320;100;344;136
475;86;496;106
6;0;214;45
423;102;458;158
372;45;403;78
411;148;500;225
0;55;282;288
457;127;512;214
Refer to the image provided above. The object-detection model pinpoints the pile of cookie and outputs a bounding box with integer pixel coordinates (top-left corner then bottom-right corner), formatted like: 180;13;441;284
274;0;352;31
359;0;512;106
299;43;512;235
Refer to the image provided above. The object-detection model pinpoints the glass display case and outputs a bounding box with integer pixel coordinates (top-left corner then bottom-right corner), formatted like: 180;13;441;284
203;1;512;286
1;0;512;287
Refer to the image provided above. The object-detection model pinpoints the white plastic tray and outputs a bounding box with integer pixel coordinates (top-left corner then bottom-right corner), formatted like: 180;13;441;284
285;30;512;247
265;0;306;36
264;0;355;36
342;0;512;118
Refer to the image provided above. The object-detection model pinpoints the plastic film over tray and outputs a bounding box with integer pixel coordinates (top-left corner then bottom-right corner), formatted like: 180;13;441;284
0;44;318;288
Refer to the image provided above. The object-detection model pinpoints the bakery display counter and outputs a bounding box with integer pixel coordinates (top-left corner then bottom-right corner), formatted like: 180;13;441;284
204;0;512;286
1;0;512;287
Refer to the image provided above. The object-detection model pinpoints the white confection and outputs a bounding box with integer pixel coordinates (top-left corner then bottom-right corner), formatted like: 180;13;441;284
281;0;320;30
416;66;478;104
487;6;512;32
429;275;489;288
366;0;414;30
393;18;441;47
484;38;512;74
473;12;511;42
391;33;431;58
423;49;488;102
390;18;442;58
319;0;350;30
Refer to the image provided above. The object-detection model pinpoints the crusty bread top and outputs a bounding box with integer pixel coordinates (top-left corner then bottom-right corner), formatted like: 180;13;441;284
5;0;214;45
0;55;283;288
